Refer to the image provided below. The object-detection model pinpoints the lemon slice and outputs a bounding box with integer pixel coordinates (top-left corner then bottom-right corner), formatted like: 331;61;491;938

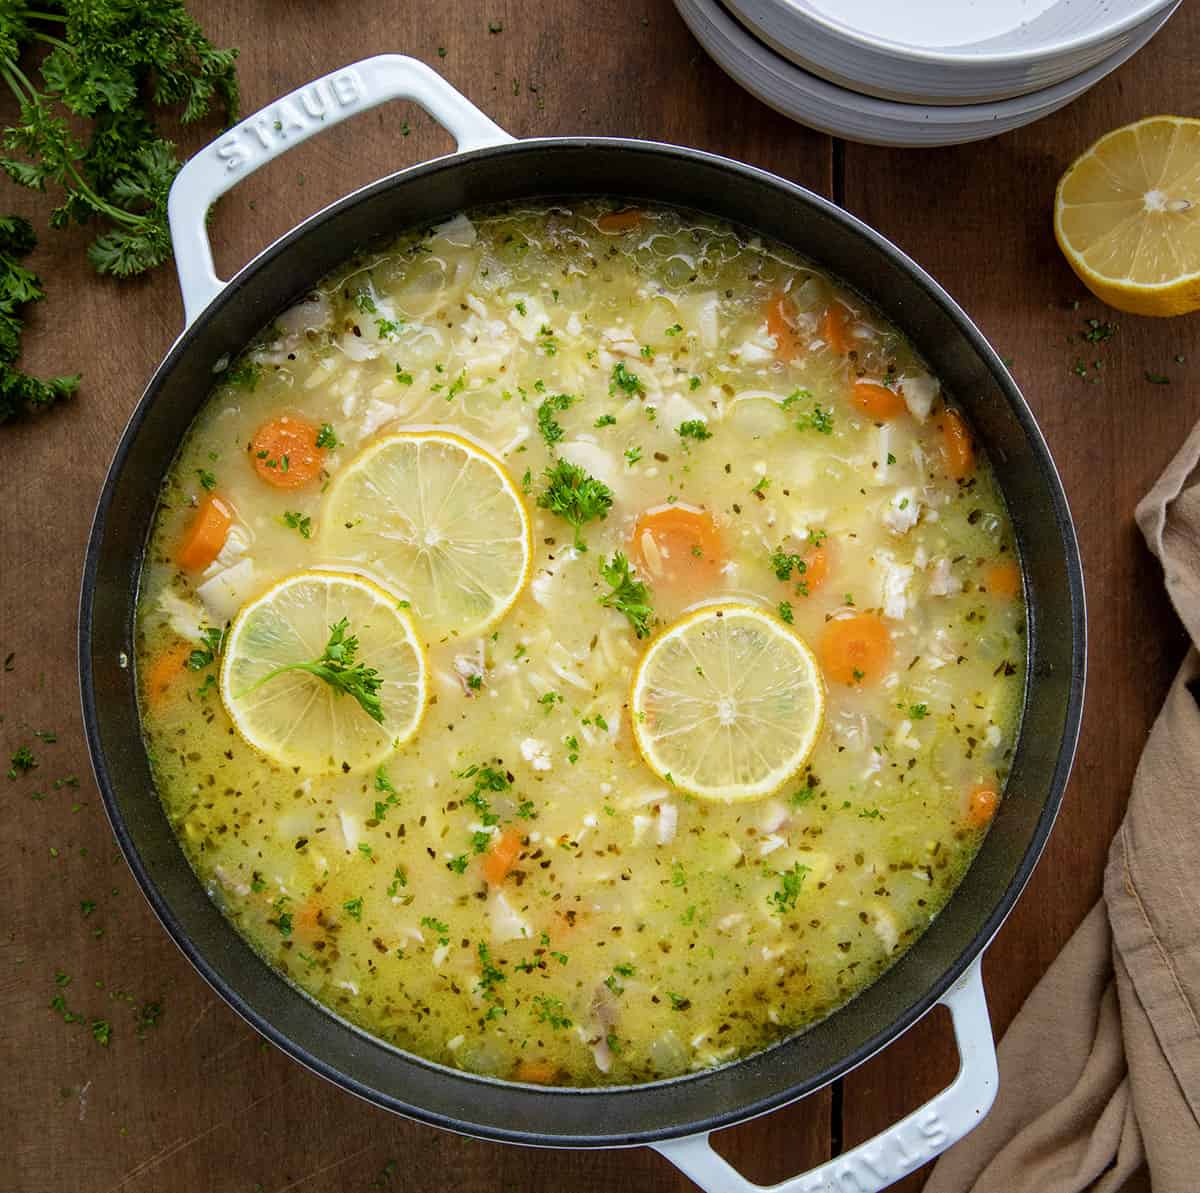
630;603;825;802
220;570;426;773
1054;116;1200;316
321;429;532;639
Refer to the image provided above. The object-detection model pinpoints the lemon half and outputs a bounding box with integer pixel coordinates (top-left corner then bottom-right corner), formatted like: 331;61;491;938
1055;116;1200;316
321;429;532;639
630;603;825;802
220;570;426;773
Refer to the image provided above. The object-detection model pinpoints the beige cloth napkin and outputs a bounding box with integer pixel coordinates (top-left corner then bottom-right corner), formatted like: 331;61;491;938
925;423;1200;1193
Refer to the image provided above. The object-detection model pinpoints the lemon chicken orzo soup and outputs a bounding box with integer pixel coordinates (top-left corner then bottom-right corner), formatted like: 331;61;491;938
136;202;1026;1086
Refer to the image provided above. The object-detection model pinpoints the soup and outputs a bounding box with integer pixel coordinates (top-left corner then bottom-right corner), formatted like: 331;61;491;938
135;203;1025;1086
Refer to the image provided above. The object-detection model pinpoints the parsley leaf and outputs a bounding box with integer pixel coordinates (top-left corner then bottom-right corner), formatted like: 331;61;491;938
610;361;643;396
676;419;711;441
536;391;574;446
537;459;613;551
281;510;312;539
598;552;654;638
768;862;811;913
0;216;79;422
235;617;384;723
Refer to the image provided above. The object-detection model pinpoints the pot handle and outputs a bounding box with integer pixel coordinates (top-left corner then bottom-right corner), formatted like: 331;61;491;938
652;956;997;1193
166;54;514;327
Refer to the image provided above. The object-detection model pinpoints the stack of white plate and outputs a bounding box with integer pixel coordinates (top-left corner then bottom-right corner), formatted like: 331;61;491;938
674;0;1180;147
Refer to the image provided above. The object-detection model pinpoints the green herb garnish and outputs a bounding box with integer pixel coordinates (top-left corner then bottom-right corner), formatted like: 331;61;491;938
235;618;384;724
598;552;654;638
537;459;613;551
676;419;711;441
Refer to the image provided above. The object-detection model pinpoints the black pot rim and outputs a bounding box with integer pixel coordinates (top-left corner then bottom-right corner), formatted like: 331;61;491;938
79;135;1086;1148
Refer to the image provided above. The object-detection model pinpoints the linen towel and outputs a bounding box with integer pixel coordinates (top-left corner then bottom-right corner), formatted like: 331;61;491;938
924;422;1200;1193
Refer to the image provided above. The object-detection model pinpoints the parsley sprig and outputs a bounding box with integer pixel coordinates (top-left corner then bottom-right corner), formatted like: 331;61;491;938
236;618;384;724
598;552;654;638
537;459;613;551
0;2;239;277
0;215;78;422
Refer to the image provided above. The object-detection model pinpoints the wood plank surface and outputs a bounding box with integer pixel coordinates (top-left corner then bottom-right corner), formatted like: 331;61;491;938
837;7;1199;1191
1;4;834;1192
2;1;1195;1191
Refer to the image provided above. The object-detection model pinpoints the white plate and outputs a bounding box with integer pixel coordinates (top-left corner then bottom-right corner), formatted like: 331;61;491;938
674;0;1178;147
725;0;1177;104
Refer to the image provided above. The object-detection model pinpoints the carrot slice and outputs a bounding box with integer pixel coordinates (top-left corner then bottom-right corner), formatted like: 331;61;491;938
935;408;975;481
483;826;523;886
597;209;642;234
766;295;804;362
294;898;324;941
514;1058;560;1084
851;381;907;422
966;784;999;827
820;613;892;687
250;416;326;489
981;559;1021;599
801;545;829;592
821;303;852;355
631;504;723;592
176;493;232;572
142;640;194;709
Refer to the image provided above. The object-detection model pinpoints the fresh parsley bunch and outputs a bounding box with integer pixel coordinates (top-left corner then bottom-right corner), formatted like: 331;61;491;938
0;0;238;275
0;214;78;421
0;1;238;422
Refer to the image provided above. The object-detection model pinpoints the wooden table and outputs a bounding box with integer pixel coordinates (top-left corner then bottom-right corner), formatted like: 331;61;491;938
4;4;1195;1190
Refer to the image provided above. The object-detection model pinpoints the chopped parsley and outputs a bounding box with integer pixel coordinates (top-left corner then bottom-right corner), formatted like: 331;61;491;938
1081;318;1117;343
598;552;655;638
281;510;312;539
537;459;614;550
8;744;36;778
342;896;363;922
532;994;572;1029
185;625;225;672
778;601;794;624
315;423;340;449
394;365;414;385
676;419;711;441
769;547;807;582
624;445;642;465
195;468;216;490
610;361;643;396
909;703;929;720
420;915;450;945
594;413;617;428
373;767;401;820
536;392;575;446
768;862;811;914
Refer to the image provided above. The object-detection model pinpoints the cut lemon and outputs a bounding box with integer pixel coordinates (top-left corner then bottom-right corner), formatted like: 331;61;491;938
321;429;532;639
1055;116;1200;316
630;603;825;802
220;570;426;773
